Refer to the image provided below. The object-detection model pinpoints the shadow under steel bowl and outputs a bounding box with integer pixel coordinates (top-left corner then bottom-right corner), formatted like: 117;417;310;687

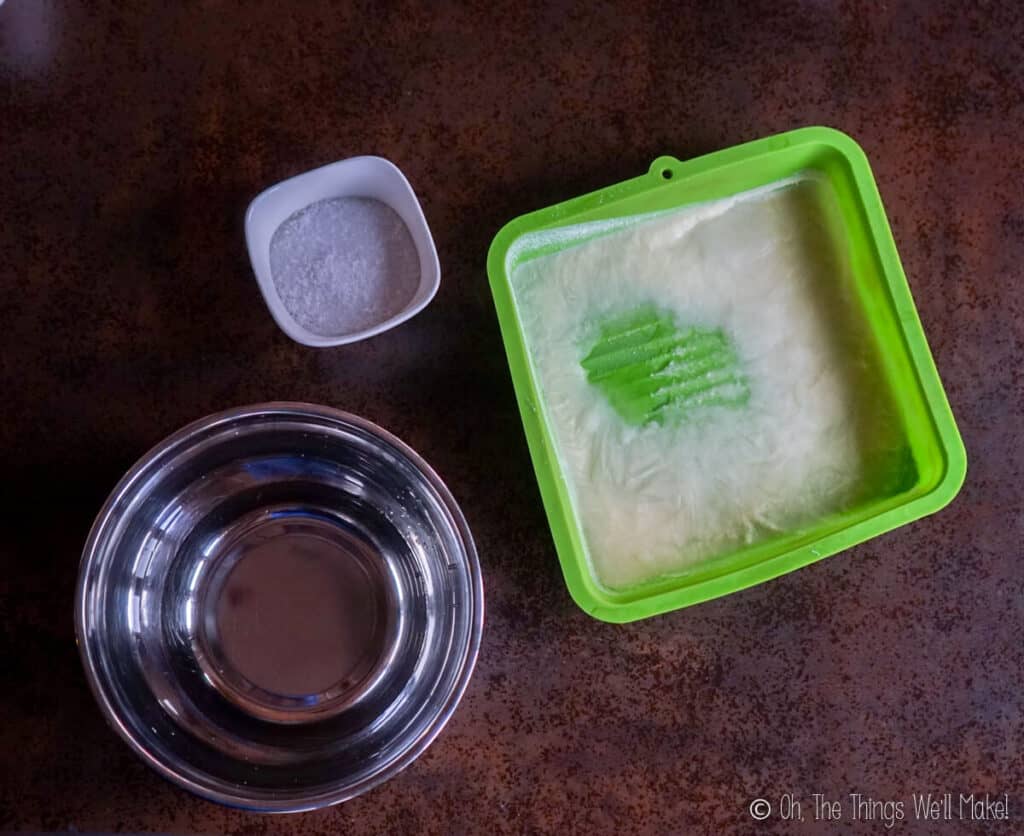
75;403;483;812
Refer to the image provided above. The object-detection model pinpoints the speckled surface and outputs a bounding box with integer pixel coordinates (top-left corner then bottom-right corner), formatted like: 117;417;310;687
1;1;1021;834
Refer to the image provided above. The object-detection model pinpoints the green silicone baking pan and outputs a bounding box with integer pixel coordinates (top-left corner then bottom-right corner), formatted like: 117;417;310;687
486;126;966;623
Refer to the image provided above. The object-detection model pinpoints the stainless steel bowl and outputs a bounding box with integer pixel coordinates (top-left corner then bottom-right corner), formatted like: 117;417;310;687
75;403;483;812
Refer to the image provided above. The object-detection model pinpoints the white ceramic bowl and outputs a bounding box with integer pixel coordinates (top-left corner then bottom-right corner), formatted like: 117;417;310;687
245;156;440;347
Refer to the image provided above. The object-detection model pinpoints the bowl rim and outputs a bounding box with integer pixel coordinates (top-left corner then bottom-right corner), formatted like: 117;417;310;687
75;401;484;812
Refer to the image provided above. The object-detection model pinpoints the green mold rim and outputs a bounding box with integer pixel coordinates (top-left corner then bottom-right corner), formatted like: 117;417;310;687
486;126;967;623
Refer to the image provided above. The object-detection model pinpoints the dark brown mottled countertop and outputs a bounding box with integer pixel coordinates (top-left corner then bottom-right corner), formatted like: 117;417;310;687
1;1;1021;834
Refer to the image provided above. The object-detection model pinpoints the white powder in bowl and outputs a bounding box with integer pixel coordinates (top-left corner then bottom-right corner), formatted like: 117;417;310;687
270;197;420;337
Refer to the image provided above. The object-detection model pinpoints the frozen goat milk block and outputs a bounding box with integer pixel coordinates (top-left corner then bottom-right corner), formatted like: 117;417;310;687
510;176;902;589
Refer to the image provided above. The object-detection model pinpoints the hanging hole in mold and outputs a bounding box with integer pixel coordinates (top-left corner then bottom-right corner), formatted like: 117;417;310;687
661;169;673;180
